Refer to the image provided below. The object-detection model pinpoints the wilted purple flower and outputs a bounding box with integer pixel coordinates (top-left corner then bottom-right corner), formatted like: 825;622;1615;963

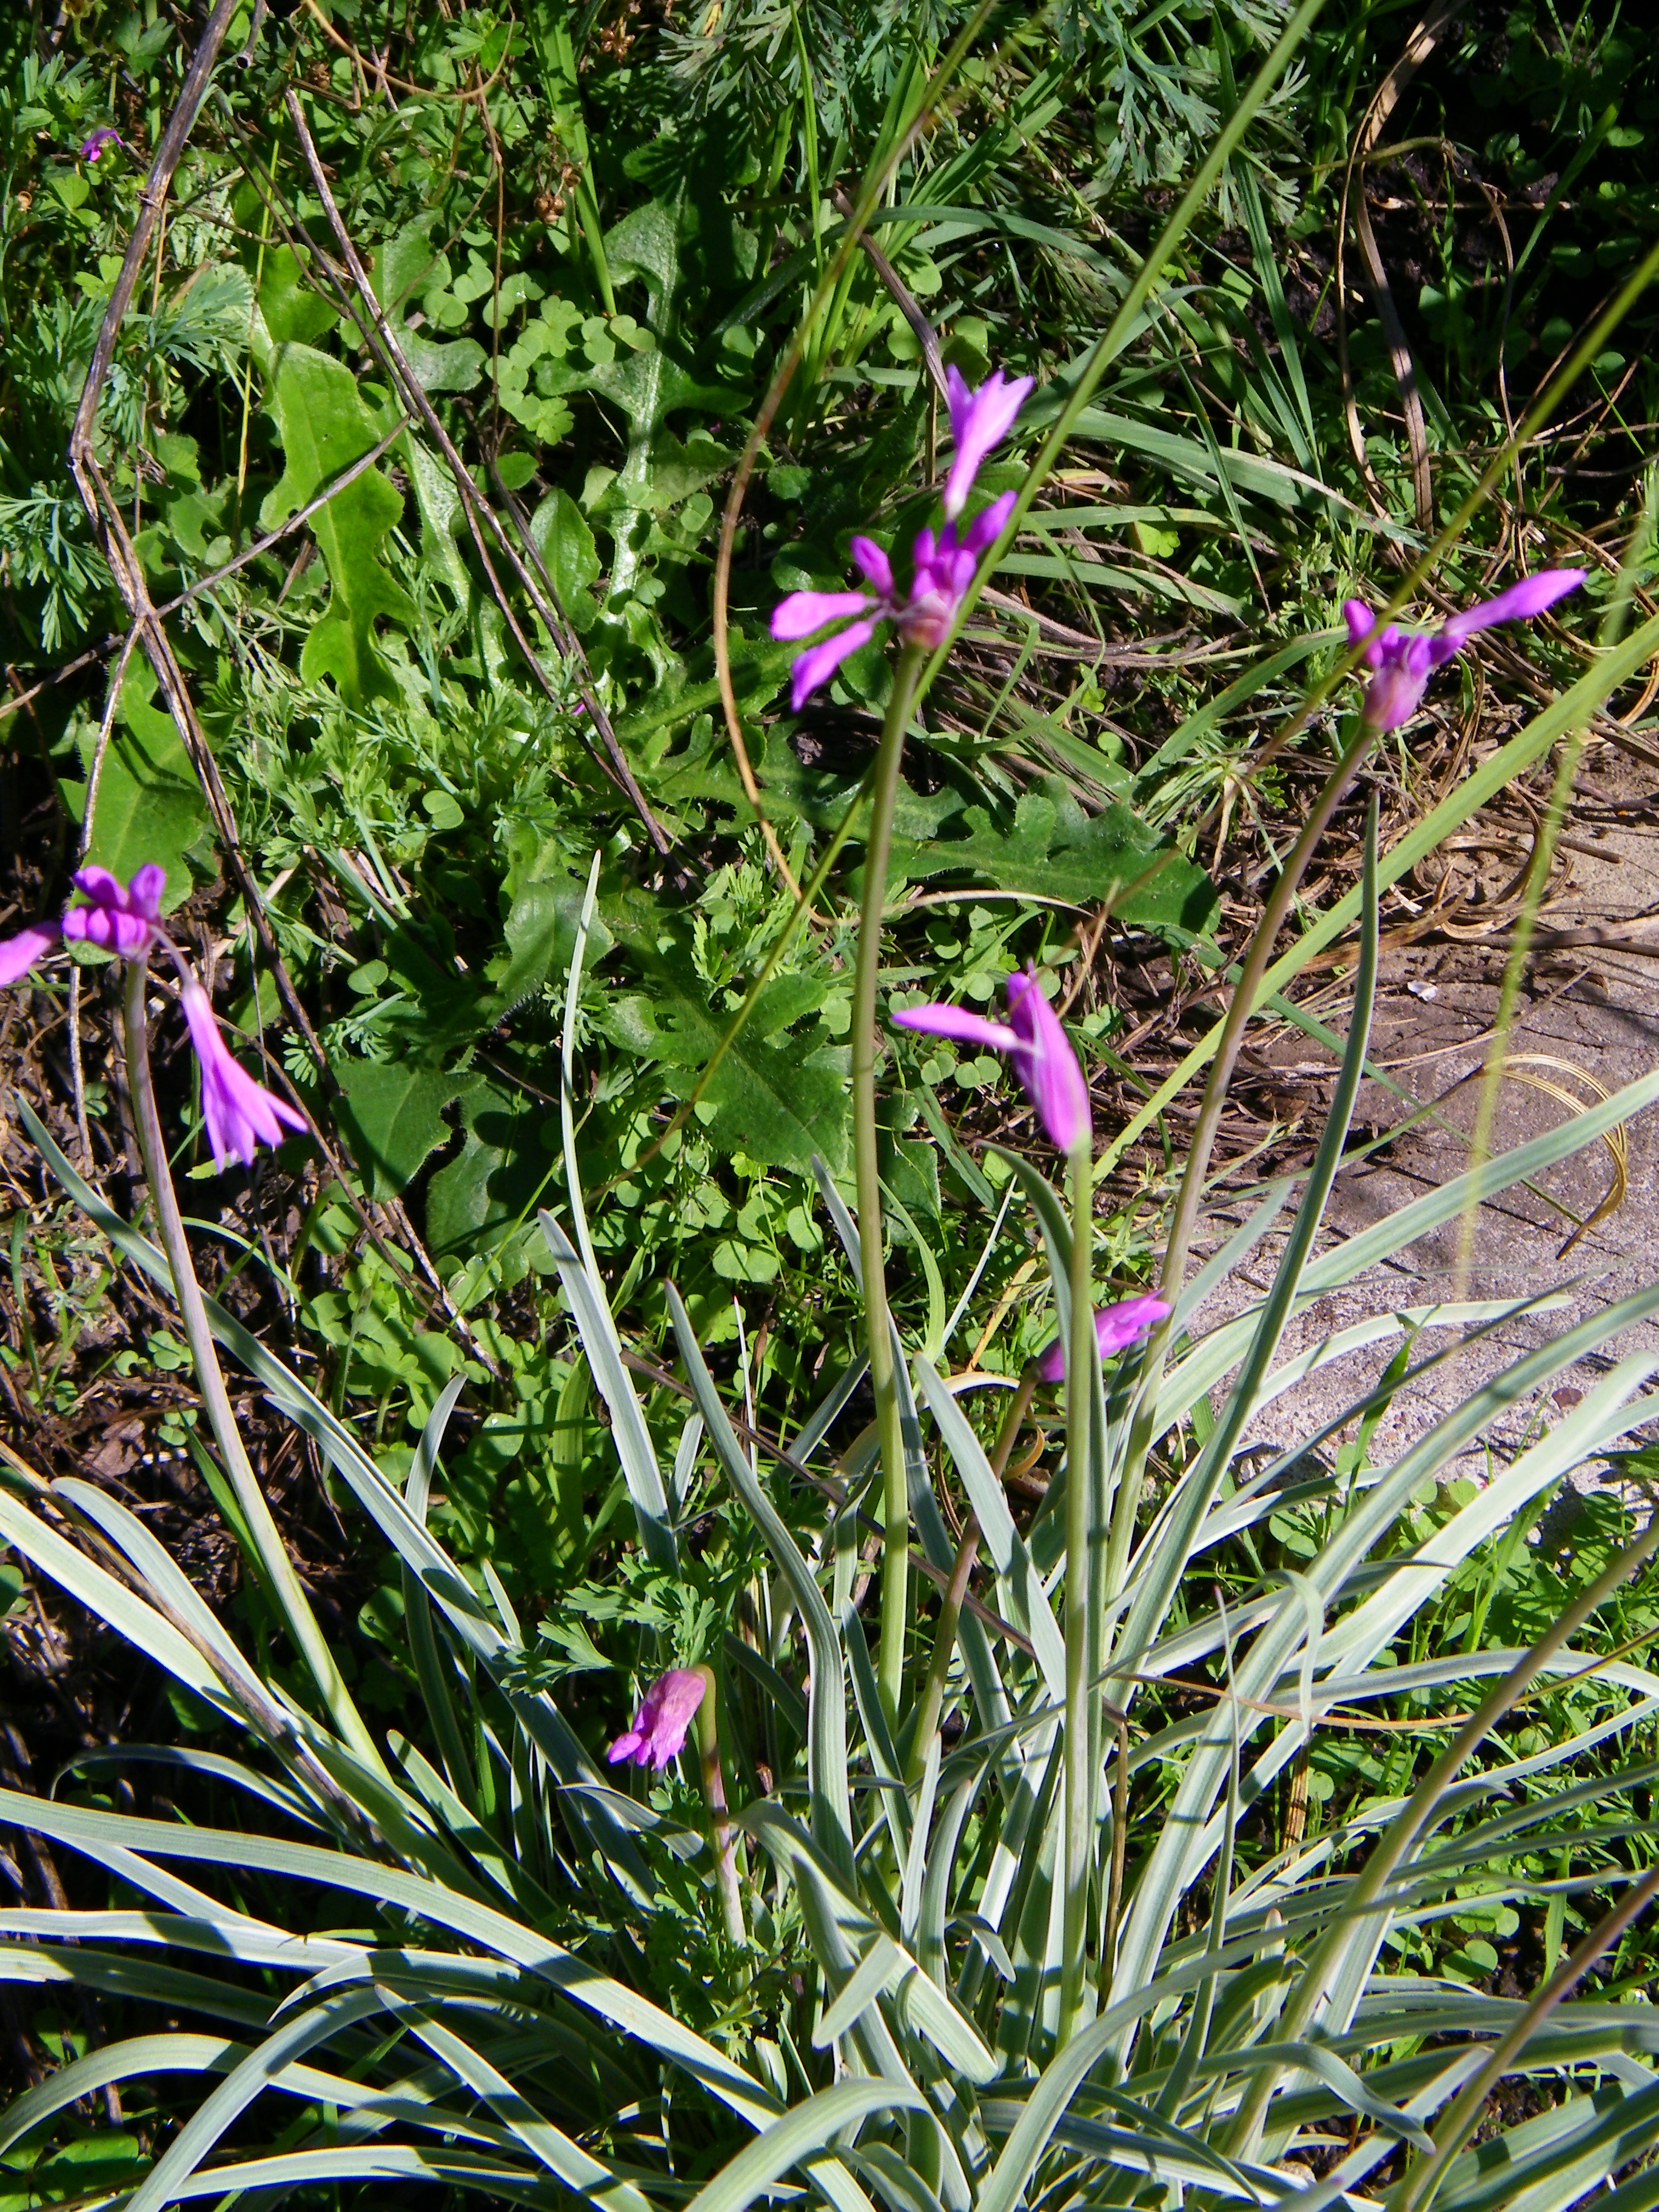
1037;1295;1171;1382
894;967;1091;1155
942;366;1033;521
78;128;125;163
1344;569;1586;732
61;863;165;957
607;1667;708;1772
773;495;1015;711
179;982;307;1172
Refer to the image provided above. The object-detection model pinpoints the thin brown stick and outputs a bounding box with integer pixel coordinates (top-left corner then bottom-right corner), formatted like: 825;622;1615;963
1337;0;1463;537
64;7;495;1370
831;186;948;402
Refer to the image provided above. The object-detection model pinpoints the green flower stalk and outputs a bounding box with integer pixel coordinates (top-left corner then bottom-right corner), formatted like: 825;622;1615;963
608;1664;745;1946
853;641;927;1727
121;957;381;1772
773;364;1034;1730
895;964;1102;2039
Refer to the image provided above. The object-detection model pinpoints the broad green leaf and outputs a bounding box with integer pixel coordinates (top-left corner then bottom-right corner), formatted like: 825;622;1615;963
601;955;850;1173
424;1081;546;1256
70;666;213;907
332;1058;478;1200
372;216;484;394
260;342;417;705
885;780;1218;933
529;488;600;626
483;855;611;1019
256;244;338;348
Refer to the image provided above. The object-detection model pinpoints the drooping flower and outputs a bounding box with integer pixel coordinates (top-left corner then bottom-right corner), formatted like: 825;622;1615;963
942;365;1034;521
773;495;1016;712
0;862;307;1177
1344;569;1586;732
78;128;125;163
894;967;1091;1155
1037;1295;1171;1382
61;863;166;957
607;1667;708;1772
178;982;309;1172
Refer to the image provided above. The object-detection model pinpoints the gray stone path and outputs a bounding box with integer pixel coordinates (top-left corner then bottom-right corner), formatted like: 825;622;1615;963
1185;757;1659;1484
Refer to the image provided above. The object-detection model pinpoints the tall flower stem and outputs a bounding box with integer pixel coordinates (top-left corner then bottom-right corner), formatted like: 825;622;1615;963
122;960;383;1774
905;1368;1037;1783
691;1663;747;1952
1058;1133;1097;2045
856;643;925;1728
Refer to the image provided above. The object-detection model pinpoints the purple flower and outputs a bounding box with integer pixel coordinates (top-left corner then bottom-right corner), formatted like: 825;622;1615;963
772;494;1016;711
78;128;125;163
606;1668;707;1772
769;364;1031;710
61;863;165;958
1037;1295;1171;1382
0;863;168;983
179;980;308;1171
893;966;1091;1155
942;366;1034;521
1344;569;1586;732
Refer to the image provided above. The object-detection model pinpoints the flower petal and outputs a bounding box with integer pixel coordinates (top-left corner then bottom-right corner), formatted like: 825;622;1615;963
960;490;1017;558
1441;567;1587;642
181;982;309;1171
1038;1295;1171;1380
129;863;167;917
62;903;157;956
0;925;59;988
72;866;126;909
1094;1294;1172;1354
771;588;872;642
608;1669;706;1769
942;368;1034;520
850;535;894;597
1006;970;1091;1153
789;616;879;711
892;1002;1020;1052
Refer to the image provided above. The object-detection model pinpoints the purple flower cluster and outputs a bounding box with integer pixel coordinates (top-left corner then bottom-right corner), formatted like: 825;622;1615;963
771;366;1033;710
0;866;307;1173
78;128;125;164
1345;569;1586;731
